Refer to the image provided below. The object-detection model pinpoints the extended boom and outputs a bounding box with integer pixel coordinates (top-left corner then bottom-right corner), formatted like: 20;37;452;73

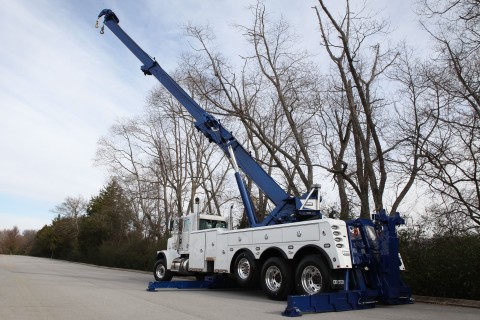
96;9;412;315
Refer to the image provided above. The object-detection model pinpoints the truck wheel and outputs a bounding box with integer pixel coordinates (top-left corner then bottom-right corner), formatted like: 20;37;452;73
233;251;257;288
261;257;293;300
153;259;173;282
295;255;330;295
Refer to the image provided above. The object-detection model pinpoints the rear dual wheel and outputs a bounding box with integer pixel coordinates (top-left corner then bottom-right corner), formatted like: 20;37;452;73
294;255;330;295
261;257;294;300
260;255;331;300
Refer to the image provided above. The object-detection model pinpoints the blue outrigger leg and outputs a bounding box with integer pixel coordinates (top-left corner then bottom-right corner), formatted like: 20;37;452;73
147;276;235;292
282;210;413;316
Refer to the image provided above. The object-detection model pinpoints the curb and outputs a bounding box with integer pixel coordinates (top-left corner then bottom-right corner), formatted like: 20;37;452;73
413;295;480;309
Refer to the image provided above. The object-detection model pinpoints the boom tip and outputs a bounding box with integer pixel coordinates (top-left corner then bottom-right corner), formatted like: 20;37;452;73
97;9;119;23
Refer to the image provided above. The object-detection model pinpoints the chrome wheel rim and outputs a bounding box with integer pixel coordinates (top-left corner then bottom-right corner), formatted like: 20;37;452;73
237;257;251;280
301;265;322;294
265;265;282;292
156;264;166;279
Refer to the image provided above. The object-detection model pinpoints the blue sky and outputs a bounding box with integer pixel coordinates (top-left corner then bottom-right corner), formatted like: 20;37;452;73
0;0;426;231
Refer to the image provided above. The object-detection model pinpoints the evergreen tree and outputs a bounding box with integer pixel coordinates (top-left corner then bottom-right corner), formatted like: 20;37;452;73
84;179;135;245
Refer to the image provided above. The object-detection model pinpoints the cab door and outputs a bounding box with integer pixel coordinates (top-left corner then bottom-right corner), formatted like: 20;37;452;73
189;232;206;270
179;218;190;254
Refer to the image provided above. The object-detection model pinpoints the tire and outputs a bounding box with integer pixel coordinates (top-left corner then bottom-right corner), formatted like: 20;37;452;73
294;255;330;295
153;259;173;282
233;251;258;288
261;257;294;300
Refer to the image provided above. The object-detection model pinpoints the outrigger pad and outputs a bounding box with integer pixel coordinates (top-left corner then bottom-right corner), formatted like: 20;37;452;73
147;275;236;292
282;290;377;317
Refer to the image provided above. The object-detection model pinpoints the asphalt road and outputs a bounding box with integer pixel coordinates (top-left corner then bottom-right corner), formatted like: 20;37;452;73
0;255;477;320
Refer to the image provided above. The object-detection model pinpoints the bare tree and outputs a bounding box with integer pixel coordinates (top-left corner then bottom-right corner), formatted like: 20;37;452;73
312;0;397;217
416;0;480;227
52;196;87;222
147;83;233;217
95;81;235;238
386;46;441;214
311;0;438;218
0;227;37;255
181;1;324;220
51;196;87;245
0;227;20;254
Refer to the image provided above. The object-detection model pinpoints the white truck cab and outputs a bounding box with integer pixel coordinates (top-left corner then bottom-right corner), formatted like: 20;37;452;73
170;212;230;254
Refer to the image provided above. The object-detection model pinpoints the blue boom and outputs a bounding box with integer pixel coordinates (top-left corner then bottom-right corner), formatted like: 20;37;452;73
96;9;323;227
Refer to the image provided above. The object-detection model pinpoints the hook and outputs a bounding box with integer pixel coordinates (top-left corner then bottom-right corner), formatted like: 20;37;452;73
95;18;104;34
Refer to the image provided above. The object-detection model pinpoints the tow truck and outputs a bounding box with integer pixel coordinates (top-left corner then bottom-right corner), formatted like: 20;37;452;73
96;9;412;316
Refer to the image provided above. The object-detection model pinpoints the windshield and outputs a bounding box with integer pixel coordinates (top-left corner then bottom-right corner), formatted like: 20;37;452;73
199;219;227;230
183;218;190;232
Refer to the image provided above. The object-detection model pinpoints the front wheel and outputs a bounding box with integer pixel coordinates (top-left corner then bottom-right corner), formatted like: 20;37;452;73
294;255;330;295
261;257;293;300
153;259;173;281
